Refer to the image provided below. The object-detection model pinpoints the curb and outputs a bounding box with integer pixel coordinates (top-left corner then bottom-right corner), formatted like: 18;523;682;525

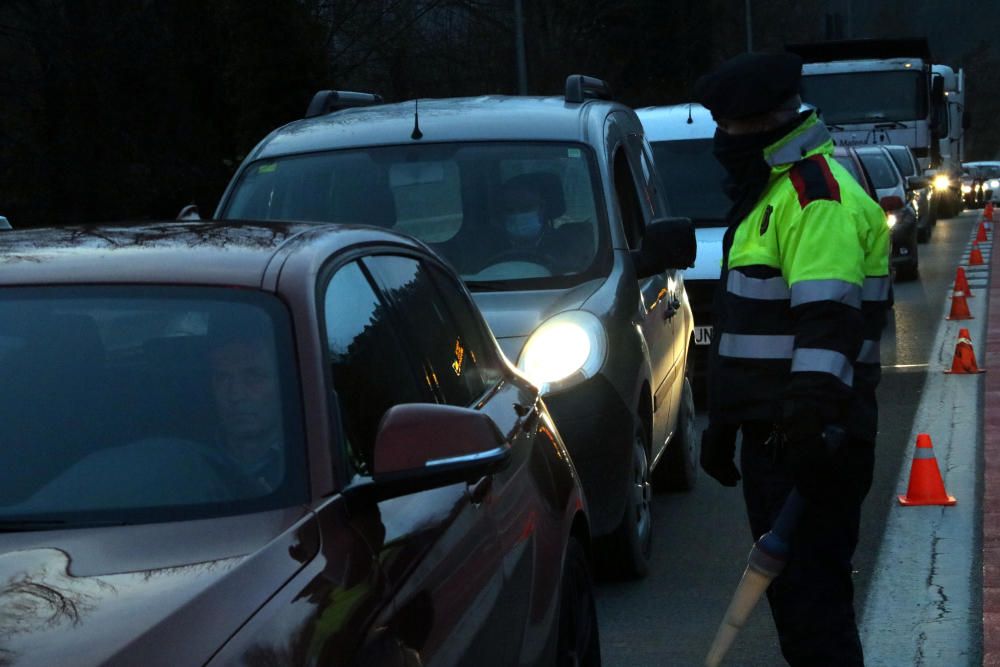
983;216;1000;664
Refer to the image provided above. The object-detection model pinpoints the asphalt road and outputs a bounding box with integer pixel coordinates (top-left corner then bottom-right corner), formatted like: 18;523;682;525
595;210;979;666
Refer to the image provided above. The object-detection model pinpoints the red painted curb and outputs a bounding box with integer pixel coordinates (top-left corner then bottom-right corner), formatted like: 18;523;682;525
984;214;1000;663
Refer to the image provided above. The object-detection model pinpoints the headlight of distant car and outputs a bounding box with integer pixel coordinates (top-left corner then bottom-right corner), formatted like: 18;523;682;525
518;311;608;394
886;212;898;228
962;184;973;194
990;179;1000;190
933;174;951;191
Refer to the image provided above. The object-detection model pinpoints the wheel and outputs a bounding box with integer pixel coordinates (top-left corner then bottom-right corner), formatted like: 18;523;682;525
916;225;931;243
599;422;652;579
556;539;602;667
896;258;919;281
653;376;698;492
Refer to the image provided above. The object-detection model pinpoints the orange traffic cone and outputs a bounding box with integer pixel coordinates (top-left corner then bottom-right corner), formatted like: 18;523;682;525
977;221;989;242
954;267;973;298
898;434;956;506
986;202;995;221
946;286;973;320
944;328;985;374
970;242;985;265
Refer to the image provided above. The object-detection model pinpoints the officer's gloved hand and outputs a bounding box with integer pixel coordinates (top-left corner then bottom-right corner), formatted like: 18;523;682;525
700;422;741;486
782;400;846;502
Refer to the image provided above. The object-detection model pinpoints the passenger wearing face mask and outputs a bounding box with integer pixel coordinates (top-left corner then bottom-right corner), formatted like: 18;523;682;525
486;173;593;276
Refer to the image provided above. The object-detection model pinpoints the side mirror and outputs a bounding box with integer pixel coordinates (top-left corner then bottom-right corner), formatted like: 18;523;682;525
177;204;202;221
371;404;509;495
906;176;929;190
879;195;904;211
632;216;696;279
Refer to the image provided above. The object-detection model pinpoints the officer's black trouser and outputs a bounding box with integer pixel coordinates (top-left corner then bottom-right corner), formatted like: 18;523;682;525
739;421;875;667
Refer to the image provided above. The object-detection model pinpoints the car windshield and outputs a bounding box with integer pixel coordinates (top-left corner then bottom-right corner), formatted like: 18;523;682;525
0;286;308;528
886;147;916;177
650;139;730;226
222;142;607;290
858;152;900;190
800;70;927;125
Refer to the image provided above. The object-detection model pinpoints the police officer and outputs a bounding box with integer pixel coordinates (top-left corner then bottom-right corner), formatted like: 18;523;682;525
695;52;890;666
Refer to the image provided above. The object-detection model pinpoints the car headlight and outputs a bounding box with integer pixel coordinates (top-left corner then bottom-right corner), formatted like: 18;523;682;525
962;184;973;194
518;311;608;394
933;174;951;191
990;179;999;190
886;212;898;228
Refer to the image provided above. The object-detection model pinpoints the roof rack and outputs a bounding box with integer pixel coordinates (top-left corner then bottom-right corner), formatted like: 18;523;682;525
787;38;932;63
564;75;613;104
305;90;384;119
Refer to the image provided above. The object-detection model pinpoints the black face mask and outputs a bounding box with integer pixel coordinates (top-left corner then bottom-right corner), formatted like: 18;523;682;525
713;112;809;222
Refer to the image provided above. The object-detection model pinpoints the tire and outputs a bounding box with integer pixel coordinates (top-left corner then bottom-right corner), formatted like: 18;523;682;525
653;376;698;492
916;225;931;244
599;422;652;579
556;539;602;667
896;258;919;281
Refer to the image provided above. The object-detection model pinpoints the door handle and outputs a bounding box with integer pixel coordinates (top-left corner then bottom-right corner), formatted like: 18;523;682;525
468;476;493;505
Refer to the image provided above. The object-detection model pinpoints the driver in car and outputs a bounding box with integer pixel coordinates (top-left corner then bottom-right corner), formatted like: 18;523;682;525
489;173;593;275
208;318;285;495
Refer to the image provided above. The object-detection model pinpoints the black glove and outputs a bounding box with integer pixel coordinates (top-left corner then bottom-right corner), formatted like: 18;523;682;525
700;422;741;486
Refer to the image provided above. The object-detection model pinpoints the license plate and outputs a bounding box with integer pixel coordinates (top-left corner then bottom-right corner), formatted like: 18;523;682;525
694;326;713;346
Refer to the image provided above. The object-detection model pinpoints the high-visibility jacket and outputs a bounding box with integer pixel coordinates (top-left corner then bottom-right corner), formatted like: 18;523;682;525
709;112;890;440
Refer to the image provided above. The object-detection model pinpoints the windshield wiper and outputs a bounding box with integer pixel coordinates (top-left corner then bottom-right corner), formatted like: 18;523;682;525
465;280;518;291
0;519;127;533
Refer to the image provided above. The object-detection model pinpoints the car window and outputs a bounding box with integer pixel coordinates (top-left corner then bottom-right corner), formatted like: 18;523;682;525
323;261;431;475
650;138;731;226
222;142;607;290
363;255;497;407
612;146;645;249
0;286;308;525
858;152;900;190
886;147;916;177
833;155;862;183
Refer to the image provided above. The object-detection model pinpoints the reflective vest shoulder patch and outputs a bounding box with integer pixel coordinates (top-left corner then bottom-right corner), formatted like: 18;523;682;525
788;155;841;209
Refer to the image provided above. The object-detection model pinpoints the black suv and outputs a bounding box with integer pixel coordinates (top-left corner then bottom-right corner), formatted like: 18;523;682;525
217;76;697;578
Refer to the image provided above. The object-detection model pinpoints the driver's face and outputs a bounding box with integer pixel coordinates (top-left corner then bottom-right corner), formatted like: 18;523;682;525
210;339;281;442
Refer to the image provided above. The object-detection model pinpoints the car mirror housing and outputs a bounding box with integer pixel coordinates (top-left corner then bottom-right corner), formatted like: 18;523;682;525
906;176;929;191
879;195;905;211
370;404;510;496
632;216;696;279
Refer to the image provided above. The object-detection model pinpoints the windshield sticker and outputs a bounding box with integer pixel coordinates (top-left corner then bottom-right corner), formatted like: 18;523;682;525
257;163;278;174
567;148;582;158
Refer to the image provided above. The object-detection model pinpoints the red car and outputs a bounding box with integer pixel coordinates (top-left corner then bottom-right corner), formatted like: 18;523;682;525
0;222;599;666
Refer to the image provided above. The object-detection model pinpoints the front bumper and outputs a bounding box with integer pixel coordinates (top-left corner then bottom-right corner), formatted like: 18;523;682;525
542;374;634;537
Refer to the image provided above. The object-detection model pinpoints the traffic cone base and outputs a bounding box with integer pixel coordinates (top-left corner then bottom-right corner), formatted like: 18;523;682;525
944;328;985;374
898;434;957;506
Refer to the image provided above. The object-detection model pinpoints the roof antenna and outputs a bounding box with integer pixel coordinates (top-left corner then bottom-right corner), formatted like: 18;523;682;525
686;103;694;124
411;98;423;140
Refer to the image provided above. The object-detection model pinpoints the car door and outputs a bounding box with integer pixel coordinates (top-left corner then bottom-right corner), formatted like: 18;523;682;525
360;253;515;667
608;113;676;454
321;257;505;666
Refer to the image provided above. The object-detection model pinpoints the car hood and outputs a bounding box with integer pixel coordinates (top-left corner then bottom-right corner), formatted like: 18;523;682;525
0;507;316;667
470;278;604;363
686;226;726;281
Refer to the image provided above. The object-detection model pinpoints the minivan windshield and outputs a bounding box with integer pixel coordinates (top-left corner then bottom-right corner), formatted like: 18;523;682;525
222;143;607;290
857;152;900;190
0;286;308;528
800;70;928;125
650;139;731;226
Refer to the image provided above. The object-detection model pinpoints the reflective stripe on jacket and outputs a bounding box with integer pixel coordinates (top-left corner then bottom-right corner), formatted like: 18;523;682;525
709;112;889;437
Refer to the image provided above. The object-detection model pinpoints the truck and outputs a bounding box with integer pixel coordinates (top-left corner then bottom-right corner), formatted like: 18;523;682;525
931;63;968;216
787;39;958;217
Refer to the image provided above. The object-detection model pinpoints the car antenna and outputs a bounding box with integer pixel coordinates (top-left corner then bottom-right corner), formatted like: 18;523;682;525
411;98;423;140
687;103;694;124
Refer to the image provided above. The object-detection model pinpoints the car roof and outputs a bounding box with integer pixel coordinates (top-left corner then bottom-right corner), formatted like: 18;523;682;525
0;221;425;287
252;96;626;160
636;103;716;141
